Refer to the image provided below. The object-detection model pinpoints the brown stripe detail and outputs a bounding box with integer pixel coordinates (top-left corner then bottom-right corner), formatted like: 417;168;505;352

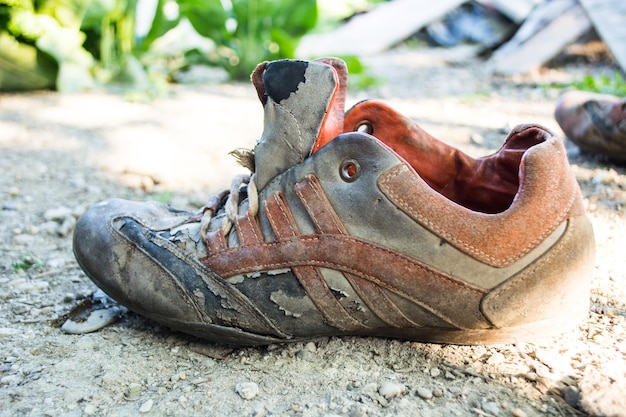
343;273;419;328
263;192;369;331
292;266;367;331
294;176;418;328
264;192;299;238
206;230;227;256
378;135;579;267
295;174;347;234
235;213;263;246
203;235;489;329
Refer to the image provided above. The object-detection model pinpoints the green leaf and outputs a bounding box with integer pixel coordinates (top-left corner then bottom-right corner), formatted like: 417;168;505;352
137;0;179;51
0;30;57;90
81;0;117;29
177;0;228;43
273;0;317;37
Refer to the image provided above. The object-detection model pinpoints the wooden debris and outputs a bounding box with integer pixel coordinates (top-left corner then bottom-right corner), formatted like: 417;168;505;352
296;0;466;57
579;0;626;73
488;0;592;74
477;0;545;23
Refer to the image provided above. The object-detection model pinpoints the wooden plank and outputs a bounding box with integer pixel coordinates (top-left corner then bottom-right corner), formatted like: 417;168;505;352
296;0;466;58
579;0;626;73
488;0;591;74
476;0;545;23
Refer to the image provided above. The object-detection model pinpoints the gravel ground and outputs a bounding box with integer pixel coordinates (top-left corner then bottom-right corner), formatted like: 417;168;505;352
1;47;625;417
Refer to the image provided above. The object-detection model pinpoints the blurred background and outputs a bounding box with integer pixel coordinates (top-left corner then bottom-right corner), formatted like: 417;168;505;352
1;0;624;96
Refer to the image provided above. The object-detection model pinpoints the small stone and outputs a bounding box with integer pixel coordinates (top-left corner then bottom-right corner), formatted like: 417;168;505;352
349;403;368;417
0;328;20;338
61;305;126;334
236;381;259;400
304;341;317;352
429;367;441;377
296;349;314;361
378;381;406;399
482;401;501;416
524;372;538;382
43;206;73;222
512;408;528;417
84;404;97;415
57;217;76;237
432;387;444;398
139;399;154;413
486;352;505;366
416;387;433;400
15;281;49;292
125;382;143;400
0;374;24;386
562;385;580;407
7;186;20;196
62;293;76;303
13;234;35;246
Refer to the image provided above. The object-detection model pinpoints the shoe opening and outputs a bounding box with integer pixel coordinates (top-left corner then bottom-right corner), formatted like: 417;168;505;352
391;125;548;214
343;101;550;215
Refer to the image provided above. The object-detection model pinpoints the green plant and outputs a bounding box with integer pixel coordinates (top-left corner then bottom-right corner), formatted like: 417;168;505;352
11;254;43;272
158;0;318;80
338;54;383;90
555;71;626;96
149;190;174;204
0;0;94;91
1;0;318;91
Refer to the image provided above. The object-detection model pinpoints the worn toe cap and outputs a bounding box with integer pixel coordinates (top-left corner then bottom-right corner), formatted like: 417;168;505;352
72;199;202;324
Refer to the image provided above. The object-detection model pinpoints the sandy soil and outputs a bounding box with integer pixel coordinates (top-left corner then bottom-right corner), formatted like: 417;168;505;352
1;48;625;417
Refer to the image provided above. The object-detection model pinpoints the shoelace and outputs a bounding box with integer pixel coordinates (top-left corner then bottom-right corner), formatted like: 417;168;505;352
199;173;259;247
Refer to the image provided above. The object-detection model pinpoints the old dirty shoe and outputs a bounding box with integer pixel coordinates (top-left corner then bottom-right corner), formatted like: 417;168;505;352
555;90;626;161
73;58;595;346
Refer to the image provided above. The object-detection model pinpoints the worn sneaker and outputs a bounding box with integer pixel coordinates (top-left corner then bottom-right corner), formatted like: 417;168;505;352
555;90;626;161
73;58;595;346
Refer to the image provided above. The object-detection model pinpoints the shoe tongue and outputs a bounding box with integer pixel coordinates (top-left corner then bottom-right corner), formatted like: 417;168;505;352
251;58;347;190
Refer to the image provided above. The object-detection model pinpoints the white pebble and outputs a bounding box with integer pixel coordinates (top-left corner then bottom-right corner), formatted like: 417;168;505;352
236;381;259;400
125;382;143;400
13;234;35;246
61;305;125;334
139;399;154;413
0;374;24;386
0;328;20;338
482;401;501;416
486;352;505;366
43;206;73;222
417;387;433;400
378;381;406;399
84;404;97;415
430;367;441;377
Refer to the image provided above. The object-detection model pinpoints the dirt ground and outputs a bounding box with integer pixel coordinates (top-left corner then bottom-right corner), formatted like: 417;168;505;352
1;47;625;417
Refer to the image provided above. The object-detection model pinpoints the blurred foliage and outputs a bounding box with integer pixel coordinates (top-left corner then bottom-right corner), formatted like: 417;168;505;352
0;0;385;92
168;0;318;80
11;254;43;272
337;54;382;90
558;71;626;96
1;0;318;91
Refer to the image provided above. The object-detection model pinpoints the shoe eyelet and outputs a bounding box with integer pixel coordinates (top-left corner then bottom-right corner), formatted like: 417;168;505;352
340;159;361;182
355;120;373;135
